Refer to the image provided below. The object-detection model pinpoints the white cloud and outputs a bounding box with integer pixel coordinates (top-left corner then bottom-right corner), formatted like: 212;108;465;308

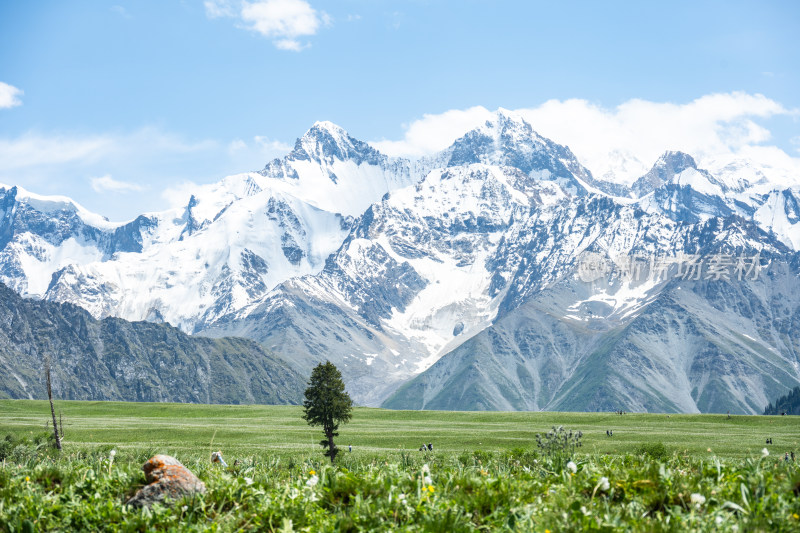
161;180;201;209
0;128;226;220
370;106;494;158
0;128;215;173
791;136;800;155
254;135;292;153
226;135;291;161
228;138;248;153
110;5;132;18
204;0;237;18
0;82;23;109
91;174;144;193
370;93;800;185
273;38;307;51
206;0;326;51
516;93;795;183
0;133;113;170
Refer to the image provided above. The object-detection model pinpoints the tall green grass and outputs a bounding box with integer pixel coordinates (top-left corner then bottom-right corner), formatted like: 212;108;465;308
1;400;799;531
1;400;798;459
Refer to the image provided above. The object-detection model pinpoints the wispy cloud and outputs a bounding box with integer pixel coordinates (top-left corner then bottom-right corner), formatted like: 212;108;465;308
91;174;144;193
0;128;215;172
110;5;132;19
0;125;293;219
0;128;225;219
370;106;494;158
227;135;292;165
204;0;237;18
206;0;328;51
791;136;800;155
253;135;292;153
0;82;23;109
370;93;800;185
161;180;201;210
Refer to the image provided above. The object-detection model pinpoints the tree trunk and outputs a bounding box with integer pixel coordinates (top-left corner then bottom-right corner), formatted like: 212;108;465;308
326;427;336;463
45;357;62;451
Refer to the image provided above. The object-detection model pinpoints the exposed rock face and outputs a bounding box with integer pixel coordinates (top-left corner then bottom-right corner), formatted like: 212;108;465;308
5;112;800;413
126;455;206;508
0;282;305;404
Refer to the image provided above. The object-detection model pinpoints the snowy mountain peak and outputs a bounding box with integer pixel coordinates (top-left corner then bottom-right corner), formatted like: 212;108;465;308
437;109;600;196
632;150;704;197
308;120;348;137
656;150;698;172
0;184;118;230
277;120;386;170
482;108;543;144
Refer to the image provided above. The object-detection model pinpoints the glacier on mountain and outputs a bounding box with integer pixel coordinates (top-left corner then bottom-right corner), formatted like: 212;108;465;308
2;110;799;413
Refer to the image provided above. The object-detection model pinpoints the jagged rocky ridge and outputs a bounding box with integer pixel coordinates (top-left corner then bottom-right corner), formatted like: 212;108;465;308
2;110;800;412
0;283;304;404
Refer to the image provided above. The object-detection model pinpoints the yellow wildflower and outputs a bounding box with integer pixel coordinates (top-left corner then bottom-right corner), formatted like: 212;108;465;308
427;485;435;493
309;470;316;476
25;476;30;482
794;513;800;520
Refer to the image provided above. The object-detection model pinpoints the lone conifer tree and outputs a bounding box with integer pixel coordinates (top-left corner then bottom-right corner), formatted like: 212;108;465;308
302;361;353;463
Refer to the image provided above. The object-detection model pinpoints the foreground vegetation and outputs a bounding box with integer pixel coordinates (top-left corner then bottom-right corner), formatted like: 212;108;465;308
1;400;799;531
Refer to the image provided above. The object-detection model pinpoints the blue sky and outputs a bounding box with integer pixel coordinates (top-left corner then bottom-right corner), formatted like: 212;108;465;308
1;0;798;220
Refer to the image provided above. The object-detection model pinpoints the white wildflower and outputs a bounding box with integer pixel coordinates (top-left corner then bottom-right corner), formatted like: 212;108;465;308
715;516;724;526
398;493;406;501
421;464;430;475
761;448;769;457
690;493;706;506
107;448;117;473
306;474;319;487
423;475;432;486
598;476;610;491
566;461;577;474
244;477;254;486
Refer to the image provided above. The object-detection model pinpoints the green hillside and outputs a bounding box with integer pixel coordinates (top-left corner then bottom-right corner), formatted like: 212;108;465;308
0;284;305;404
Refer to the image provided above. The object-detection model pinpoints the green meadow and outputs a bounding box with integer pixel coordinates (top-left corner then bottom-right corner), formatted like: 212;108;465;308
1;400;799;531
1;400;798;459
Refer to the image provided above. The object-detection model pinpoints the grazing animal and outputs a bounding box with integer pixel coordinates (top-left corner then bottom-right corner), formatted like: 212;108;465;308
211;451;228;467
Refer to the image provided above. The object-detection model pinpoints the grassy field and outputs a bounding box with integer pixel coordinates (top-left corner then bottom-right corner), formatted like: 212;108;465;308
1;400;799;531
1;399;798;459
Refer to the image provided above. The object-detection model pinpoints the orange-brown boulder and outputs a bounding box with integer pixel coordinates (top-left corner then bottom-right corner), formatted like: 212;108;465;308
126;455;206;508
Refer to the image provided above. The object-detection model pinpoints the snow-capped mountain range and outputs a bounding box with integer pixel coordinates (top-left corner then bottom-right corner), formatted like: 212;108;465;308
2;109;799;412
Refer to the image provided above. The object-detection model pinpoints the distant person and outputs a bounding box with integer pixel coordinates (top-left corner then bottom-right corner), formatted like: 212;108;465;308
349;445;352;452
785;452;790;462
428;443;433;451
791;452;795;461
